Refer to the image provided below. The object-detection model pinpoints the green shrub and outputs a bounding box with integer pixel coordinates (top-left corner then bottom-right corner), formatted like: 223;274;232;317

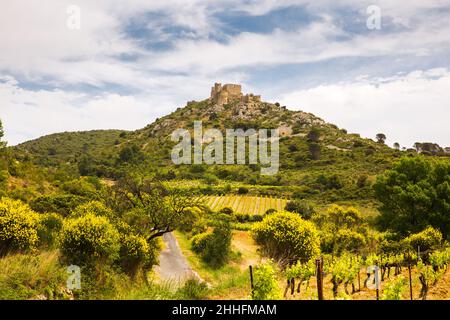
251;215;264;222
176;278;210;300
0;198;39;255
252;211;320;264
374;157;450;237
37;213;63;248
60;178;100;198
71;201;114;219
252;262;281;300
238;187;249;194
178;208;204;233
404;227;442;252
334;229;366;253
190;219;208;236
191;232;212;254
234;212;250;223
284;200;315;219
202;220;232;267
382;276;406;300
219;207;234;215
60;214;120;265
30;194;86;216
191;220;232;267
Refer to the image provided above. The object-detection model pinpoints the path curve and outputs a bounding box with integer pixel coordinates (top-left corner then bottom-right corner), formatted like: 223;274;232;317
154;232;203;284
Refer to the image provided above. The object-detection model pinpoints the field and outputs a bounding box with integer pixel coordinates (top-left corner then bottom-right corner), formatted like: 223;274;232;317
202;195;288;215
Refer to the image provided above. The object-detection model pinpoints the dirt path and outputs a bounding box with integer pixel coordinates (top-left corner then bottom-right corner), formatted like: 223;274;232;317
154;232;202;284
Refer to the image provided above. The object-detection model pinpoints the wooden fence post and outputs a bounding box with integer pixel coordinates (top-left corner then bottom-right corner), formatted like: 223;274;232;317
358;269;361;292
249;265;254;298
375;265;380;300
408;263;413;300
316;258;324;300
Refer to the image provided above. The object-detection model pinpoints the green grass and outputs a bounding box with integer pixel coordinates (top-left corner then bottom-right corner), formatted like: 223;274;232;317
0;250;67;300
174;231;253;299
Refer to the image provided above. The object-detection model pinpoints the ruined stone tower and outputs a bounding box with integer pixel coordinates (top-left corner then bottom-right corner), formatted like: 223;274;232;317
210;83;243;105
210;83;261;106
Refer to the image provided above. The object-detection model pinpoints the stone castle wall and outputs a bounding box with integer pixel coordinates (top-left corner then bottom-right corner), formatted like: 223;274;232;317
210;83;261;105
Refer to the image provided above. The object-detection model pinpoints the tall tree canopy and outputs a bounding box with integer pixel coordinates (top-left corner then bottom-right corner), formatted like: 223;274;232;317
374;157;450;238
376;133;387;144
110;175;204;240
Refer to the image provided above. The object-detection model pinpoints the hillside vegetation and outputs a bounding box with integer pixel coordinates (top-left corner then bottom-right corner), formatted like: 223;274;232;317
1;89;450;300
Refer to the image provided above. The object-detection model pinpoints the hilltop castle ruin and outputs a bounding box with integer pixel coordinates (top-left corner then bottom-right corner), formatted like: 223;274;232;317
210;83;261;106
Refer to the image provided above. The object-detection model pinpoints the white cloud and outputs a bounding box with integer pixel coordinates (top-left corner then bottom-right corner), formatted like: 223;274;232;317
1;0;450;148
0;76;170;145
279;68;450;148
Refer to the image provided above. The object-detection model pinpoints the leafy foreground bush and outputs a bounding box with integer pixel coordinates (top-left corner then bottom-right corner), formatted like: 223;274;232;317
118;234;159;277
382;276;406;300
59;213;120;265
0;251;68;300
252;211;320;265
191;218;232;267
403;226;443;252
0;198;40;255
176;279;210;300
252;262;281;300
70;201;114;220
374;156;450;237
37;212;63;248
119;278;209;300
284;200;315;219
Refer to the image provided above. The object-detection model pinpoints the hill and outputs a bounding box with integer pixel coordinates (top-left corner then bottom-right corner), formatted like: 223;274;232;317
10;83;403;205
15;130;128;167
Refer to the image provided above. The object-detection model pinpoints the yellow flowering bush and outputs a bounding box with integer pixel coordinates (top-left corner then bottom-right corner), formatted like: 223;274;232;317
118;234;158;276
60;213;120;264
0;198;39;254
252;211;320;264
71;201;114;219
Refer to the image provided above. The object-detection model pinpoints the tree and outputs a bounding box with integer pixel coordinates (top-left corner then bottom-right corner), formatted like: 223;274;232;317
403;227;442;252
307;127;321;142
316;205;366;253
393;142;400;150
202;218;232;267
376;133;386;144
252;211;320;265
118;145;144;163
374;157;450;238
308;142;321;160
78;155;95;176
284;200;315;219
111;176;203;241
238;187;249;194
191;215;232;267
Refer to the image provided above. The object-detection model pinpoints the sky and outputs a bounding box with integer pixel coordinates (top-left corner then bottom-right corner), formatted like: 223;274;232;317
1;0;450;148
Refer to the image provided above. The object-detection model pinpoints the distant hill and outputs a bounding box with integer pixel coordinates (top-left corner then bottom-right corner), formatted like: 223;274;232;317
11;83;406;204
15;130;128;167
